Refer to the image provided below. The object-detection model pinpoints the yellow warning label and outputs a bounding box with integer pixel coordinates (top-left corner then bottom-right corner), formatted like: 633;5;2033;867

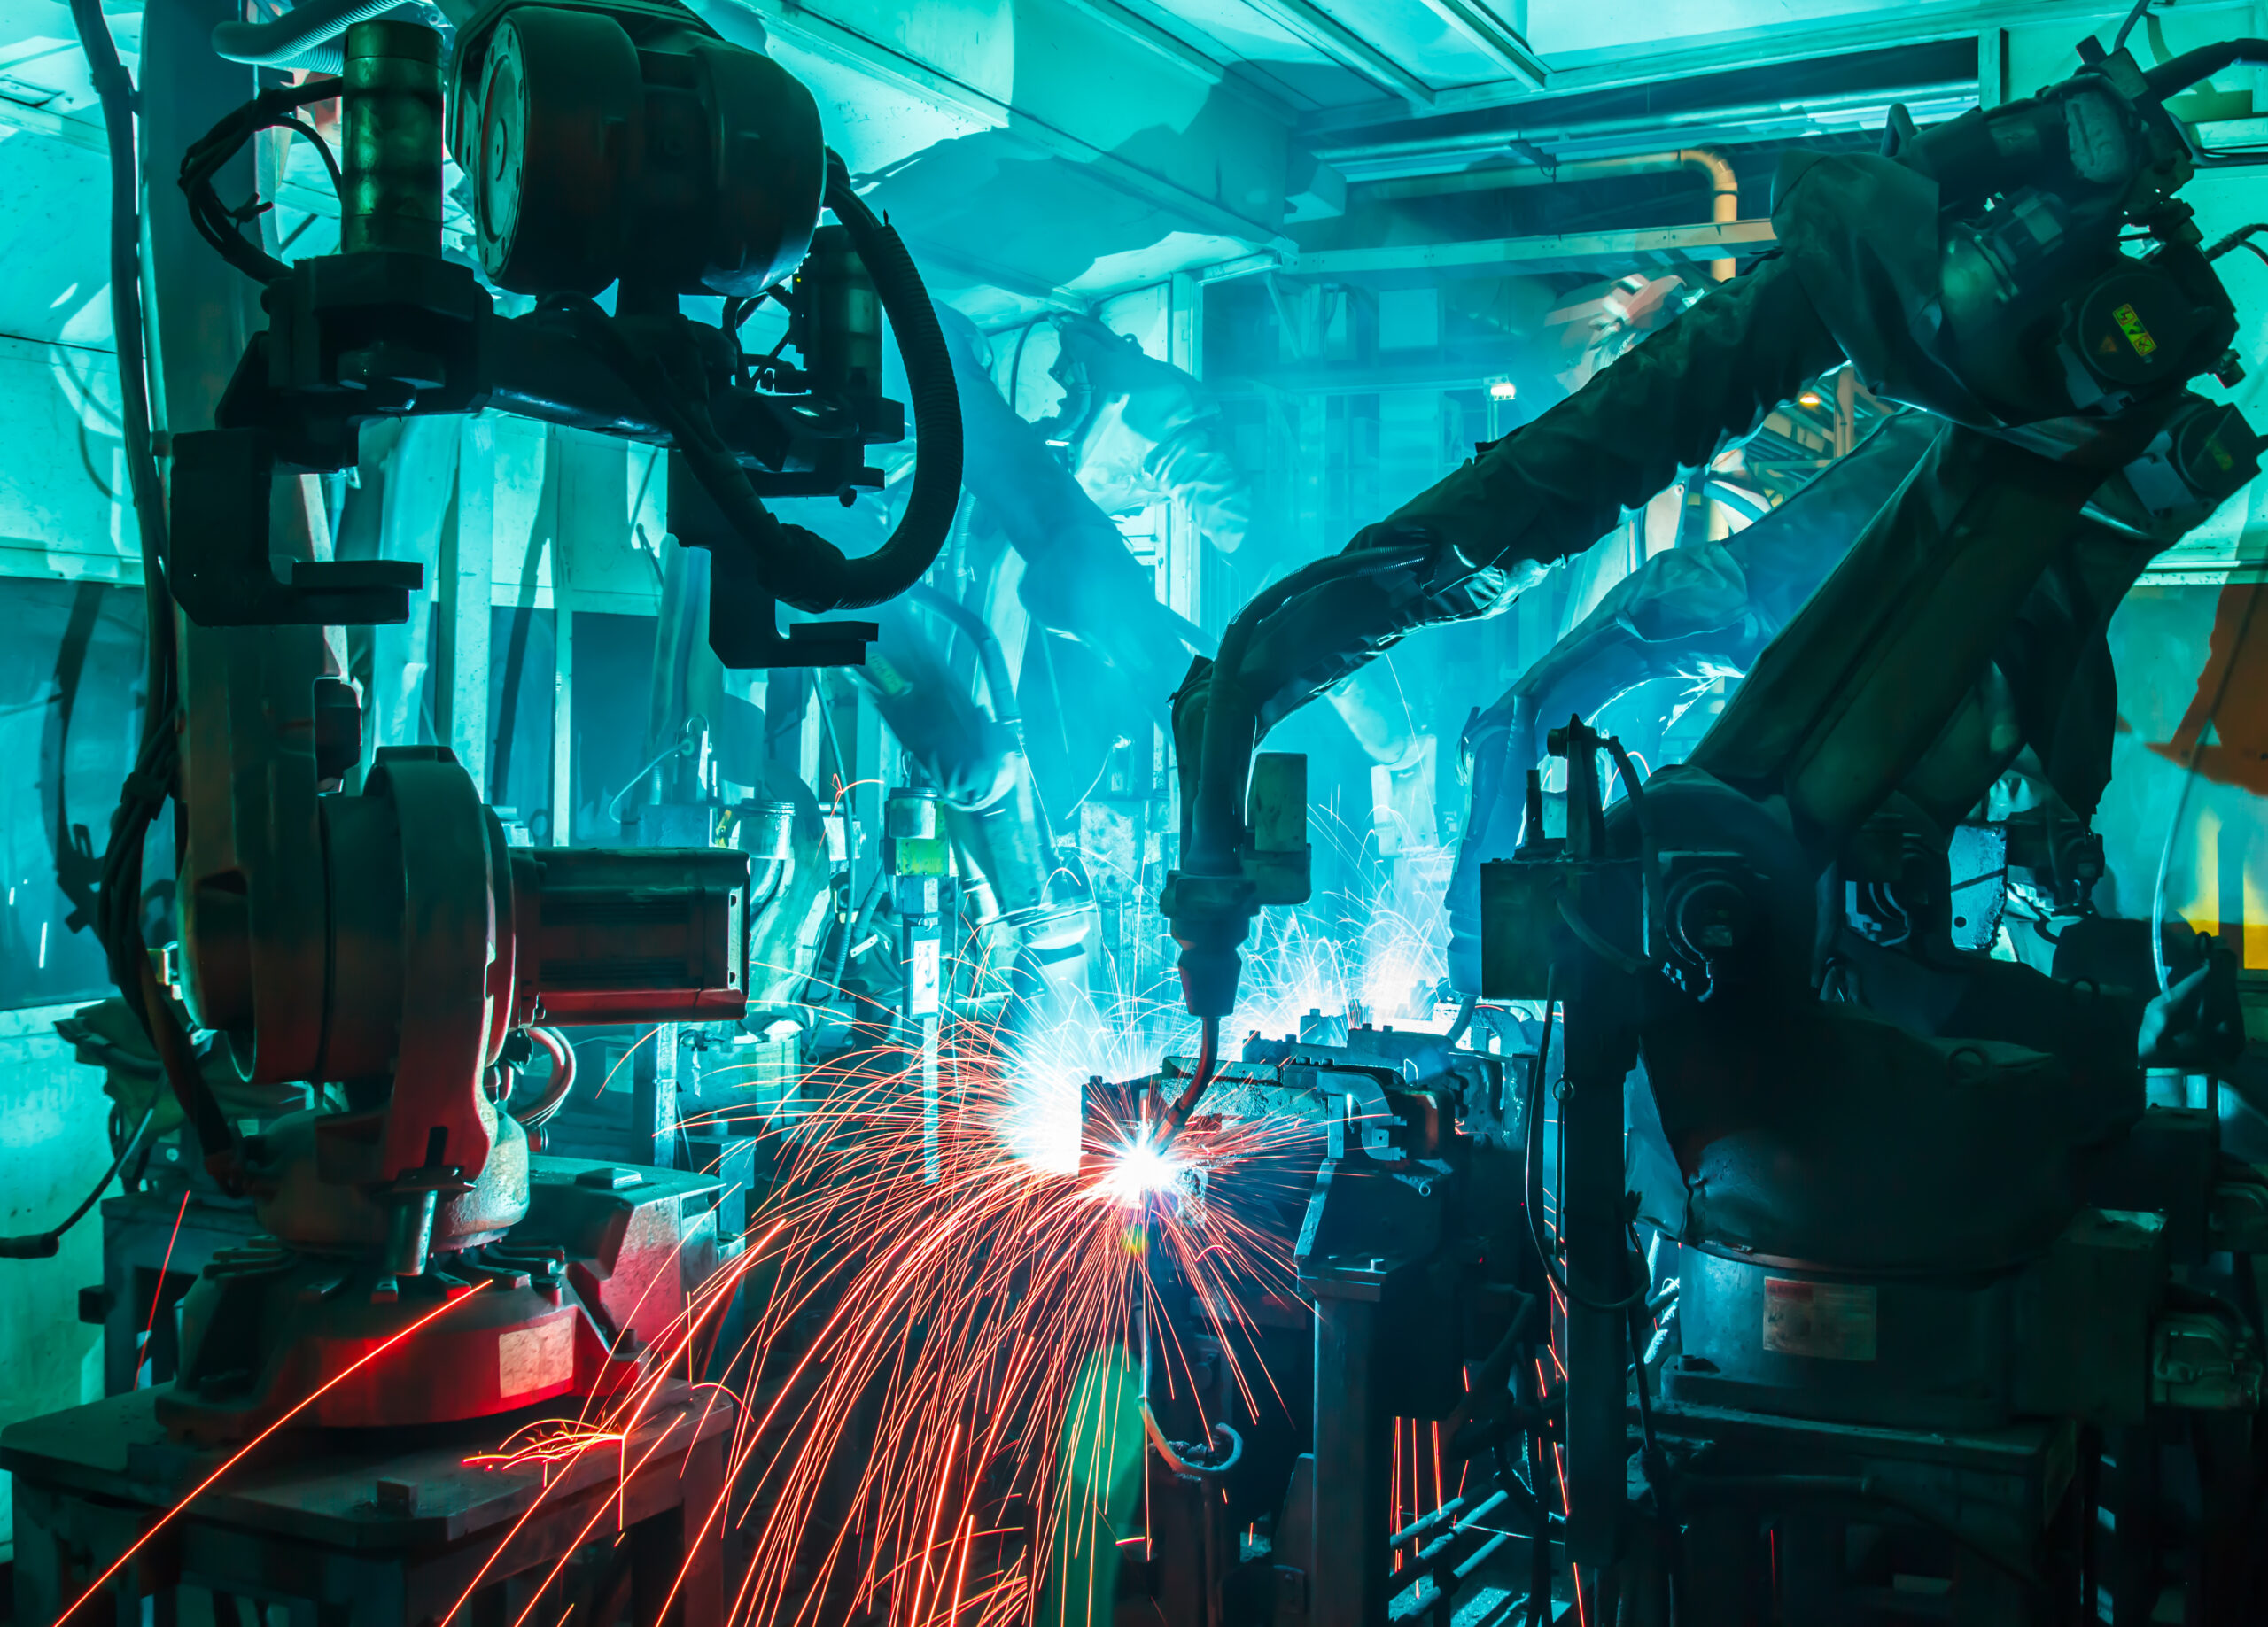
2112;301;2158;358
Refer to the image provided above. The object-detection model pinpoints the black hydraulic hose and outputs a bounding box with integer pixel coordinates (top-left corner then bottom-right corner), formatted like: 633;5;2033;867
1186;543;1431;872
211;0;414;73
560;156;960;616
0;1102;155;1259
909;583;1020;734
71;0;241;1180
72;1;166;604
179;77;346;286
2206;222;2268;265
807;161;962;610
2144;39;2268;96
2114;0;2155;53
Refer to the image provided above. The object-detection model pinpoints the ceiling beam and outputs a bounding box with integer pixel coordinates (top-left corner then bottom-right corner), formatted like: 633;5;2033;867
1048;0;1296;120
1314;81;1977;177
1097;0;1334;109
0;96;102;156
1410;0;1547;89
1239;0;1438;105
1301;0;2185;131
751;0;1293;249
1280;217;1776;279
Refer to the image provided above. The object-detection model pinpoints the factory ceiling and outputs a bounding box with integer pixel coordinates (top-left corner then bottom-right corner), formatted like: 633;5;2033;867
0;0;2241;321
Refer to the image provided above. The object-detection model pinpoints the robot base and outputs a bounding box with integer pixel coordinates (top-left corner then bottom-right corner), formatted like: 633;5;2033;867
159;1157;725;1445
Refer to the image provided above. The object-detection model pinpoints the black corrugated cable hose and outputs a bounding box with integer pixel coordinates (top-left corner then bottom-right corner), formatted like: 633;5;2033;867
210;0;411;73
69;0;242;1182
1177;541;1433;871
557;154;962;616
2145;38;2268;96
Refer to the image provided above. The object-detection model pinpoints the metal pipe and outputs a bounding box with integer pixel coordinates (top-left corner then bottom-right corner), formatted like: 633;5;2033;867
384;1189;439;1278
213;0;421;73
1310;1294;1391;1627
1318;83;1975;173
339;21;443;258
1356;148;1742;280
908;583;1021;736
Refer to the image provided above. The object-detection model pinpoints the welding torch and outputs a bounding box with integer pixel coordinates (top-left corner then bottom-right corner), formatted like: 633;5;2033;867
1148;1014;1221;1153
1157;544;1433;1141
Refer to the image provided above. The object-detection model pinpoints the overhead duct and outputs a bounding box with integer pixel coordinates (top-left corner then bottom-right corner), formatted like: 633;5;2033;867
1317;81;1977;177
1353;148;1743;280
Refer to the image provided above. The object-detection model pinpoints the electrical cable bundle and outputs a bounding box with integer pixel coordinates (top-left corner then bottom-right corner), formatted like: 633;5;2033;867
3;3;253;1259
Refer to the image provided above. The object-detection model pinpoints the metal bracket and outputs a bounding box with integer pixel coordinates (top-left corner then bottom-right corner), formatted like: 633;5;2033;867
170;430;423;627
677;452;879;669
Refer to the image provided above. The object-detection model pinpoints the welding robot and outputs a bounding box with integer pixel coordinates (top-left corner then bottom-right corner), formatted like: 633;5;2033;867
1443;393;2195;1034
0;2;964;1618
1144;34;2268;1627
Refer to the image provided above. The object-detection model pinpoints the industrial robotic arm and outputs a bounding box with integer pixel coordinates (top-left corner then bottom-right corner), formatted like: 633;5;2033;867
1444;392;2230;996
58;0;967;1440
1441;41;2268;1599
1443;413;1942;994
182;3;962;664
1161;36;2266;1095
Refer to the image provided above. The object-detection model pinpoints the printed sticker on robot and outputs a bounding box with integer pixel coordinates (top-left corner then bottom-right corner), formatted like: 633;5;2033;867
1761;1277;1878;1361
499;1315;576;1398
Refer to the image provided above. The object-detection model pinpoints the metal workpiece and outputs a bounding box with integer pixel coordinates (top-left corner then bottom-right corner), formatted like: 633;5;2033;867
1260;1030;1535;1625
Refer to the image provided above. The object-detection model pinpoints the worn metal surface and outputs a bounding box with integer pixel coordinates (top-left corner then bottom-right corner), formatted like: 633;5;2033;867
4;1382;729;1624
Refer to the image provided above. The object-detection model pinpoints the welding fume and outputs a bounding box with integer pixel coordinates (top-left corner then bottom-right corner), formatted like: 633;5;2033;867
4;2;2268;1626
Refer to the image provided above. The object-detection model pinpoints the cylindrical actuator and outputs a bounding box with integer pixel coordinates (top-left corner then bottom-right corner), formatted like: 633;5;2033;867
340;21;445;257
